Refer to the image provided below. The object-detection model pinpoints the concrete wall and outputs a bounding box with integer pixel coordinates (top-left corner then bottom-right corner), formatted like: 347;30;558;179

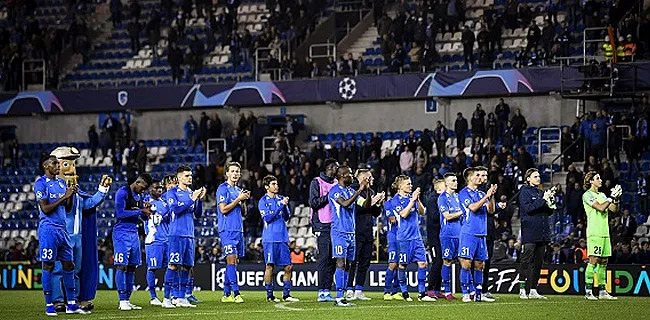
0;95;582;143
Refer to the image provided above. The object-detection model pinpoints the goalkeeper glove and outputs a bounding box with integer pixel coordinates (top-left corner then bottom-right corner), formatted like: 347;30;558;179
610;185;622;200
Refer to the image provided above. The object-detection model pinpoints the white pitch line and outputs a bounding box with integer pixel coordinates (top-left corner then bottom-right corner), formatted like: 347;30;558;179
274;302;304;311
93;301;575;320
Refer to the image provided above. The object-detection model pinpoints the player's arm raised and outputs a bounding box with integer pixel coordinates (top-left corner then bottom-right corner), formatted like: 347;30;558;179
35;181;75;214
115;188;148;219
218;188;250;215
336;180;368;208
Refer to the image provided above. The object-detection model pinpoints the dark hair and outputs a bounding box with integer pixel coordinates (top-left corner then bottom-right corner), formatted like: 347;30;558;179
463;167;476;180
443;172;457;179
324;158;338;170
176;165;192;174
263;175;277;187
161;174;177;186
336;165;350;178
475;166;488;172
138;173;153;186
40;155;56;167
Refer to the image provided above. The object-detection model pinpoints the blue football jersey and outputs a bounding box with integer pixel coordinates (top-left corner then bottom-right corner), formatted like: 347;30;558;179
144;195;170;244
384;196;398;243
438;191;462;238
114;186;144;235
167;186;202;238
393;193;421;241
328;184;356;234
458;187;488;236
34;176;68;229
216;182;244;232
259;194;290;243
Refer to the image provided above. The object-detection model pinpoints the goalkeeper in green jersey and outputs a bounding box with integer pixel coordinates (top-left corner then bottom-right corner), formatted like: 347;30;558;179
582;171;622;300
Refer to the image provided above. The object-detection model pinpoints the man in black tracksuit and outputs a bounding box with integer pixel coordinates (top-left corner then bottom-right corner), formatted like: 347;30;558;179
309;159;339;301
425;178;445;296
346;169;384;300
518;168;553;300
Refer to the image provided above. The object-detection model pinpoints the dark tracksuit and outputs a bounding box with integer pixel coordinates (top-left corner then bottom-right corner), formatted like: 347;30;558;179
347;189;381;290
518;185;553;292
425;191;442;292
309;172;337;292
484;206;496;292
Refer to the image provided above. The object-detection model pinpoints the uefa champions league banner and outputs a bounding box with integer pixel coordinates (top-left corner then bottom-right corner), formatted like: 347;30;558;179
2;63;631;115
2;263;650;296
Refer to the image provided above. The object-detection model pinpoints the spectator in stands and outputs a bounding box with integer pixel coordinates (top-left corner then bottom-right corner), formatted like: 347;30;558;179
190;35;205;74
587;122;603;160
291;247;305;264
109;0;122;27
471;103;486;143
494;98;510;136
381;34;393;68
409;42;421;71
88;125;98;159
517;146;534;175
506;239;520;262
184;115;198;149
119;116;130;148
461;25;475;66
567;181;585;226
399;145;414;174
447;0;459;32
638;175;648;215
146;11;162;60
168;42;184;83
504;0;519;30
433;121;448;158
549;243;564;264
454;112;468;149
270;144;286;171
510;108;527;147
541;20;555;55
414;145;428;171
127;18;142;53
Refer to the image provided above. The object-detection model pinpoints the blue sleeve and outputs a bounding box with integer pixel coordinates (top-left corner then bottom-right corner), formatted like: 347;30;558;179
158;201;172;222
81;190;106;209
437;196;448;214
115;188;142;219
458;190;471;212
282;201;291;221
260;197;284;223
168;192;194;216
194;200;203;218
216;185;229;205
34;179;48;202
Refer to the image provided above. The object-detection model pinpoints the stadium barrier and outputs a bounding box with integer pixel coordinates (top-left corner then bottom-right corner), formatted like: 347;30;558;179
1;263;648;296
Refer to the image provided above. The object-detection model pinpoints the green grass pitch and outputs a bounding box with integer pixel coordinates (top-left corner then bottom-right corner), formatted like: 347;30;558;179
4;291;649;320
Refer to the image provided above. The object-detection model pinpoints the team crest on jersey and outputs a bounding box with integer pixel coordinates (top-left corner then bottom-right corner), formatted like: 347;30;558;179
36;191;43;199
220;195;225;202
168;198;174;205
334;192;340;199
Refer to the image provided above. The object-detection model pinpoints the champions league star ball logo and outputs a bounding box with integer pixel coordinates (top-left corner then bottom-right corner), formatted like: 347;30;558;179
338;77;356;100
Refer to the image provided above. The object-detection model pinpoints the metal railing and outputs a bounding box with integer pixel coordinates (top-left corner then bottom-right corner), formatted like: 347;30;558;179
309;42;337;60
583;27;609;64
205;138;227;166
258;68;293;81
538;127;562;165
549;137;583;185
606;125;631;160
261;136;277;164
22;59;46;91
255;47;283;81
